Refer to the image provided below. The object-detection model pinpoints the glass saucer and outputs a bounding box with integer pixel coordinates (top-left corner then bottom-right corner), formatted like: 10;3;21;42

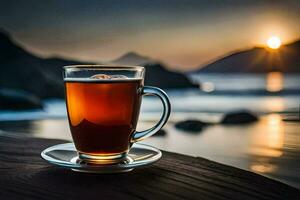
41;143;162;173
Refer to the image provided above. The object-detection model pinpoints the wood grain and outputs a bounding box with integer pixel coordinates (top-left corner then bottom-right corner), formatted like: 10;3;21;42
0;134;299;200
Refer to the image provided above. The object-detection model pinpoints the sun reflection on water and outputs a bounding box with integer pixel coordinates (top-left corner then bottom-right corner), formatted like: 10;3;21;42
250;114;285;173
250;114;284;157
266;72;284;92
251;163;278;173
263;97;285;112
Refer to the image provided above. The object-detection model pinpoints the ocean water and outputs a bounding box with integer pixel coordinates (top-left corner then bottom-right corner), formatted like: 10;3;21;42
0;73;300;188
190;73;300;92
0;73;299;121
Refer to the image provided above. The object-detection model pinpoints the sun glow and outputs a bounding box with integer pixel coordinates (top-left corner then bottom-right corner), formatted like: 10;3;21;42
267;36;282;49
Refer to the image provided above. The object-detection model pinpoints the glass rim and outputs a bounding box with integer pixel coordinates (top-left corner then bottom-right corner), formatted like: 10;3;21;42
63;64;145;71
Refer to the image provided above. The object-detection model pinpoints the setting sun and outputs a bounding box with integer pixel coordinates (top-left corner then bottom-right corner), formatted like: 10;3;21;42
267;36;282;49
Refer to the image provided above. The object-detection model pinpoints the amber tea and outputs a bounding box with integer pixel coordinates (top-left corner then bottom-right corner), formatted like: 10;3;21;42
65;77;143;159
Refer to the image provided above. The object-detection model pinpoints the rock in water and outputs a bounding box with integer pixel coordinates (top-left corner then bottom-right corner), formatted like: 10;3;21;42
0;88;43;110
221;111;258;124
175;120;208;132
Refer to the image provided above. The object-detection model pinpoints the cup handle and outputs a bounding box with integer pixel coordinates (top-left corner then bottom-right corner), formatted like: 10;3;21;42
131;86;171;143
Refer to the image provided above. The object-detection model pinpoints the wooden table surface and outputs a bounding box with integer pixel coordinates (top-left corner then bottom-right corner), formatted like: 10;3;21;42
0;133;299;200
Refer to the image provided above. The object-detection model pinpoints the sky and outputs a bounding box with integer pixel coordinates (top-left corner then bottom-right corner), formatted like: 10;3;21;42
1;0;300;71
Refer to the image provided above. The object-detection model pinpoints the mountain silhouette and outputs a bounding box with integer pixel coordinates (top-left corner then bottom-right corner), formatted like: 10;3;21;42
0;31;82;99
143;62;197;88
111;52;153;65
0;31;196;103
110;52;197;88
196;40;300;73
